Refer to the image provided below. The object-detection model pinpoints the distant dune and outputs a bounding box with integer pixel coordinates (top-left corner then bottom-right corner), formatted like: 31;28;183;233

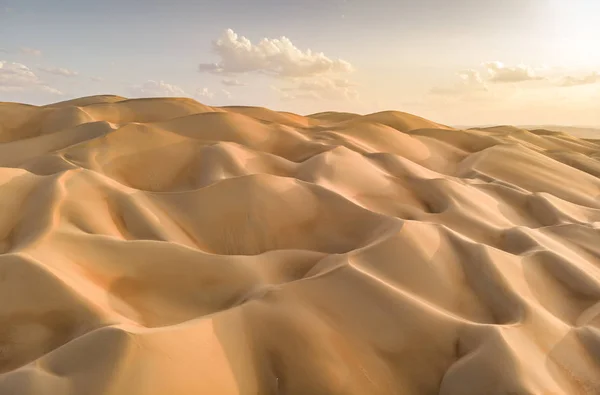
1;95;600;394
520;125;600;140
456;124;600;141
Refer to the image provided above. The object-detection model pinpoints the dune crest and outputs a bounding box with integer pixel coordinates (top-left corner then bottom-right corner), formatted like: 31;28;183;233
0;95;600;394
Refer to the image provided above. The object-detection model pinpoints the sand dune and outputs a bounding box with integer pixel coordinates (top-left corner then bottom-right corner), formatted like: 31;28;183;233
0;95;600;394
521;126;600;141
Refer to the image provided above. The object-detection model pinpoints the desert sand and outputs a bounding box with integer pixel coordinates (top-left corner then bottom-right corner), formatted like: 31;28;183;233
0;95;599;394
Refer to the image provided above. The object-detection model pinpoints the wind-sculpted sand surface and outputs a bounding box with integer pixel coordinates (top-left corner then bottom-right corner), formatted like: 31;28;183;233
0;95;599;394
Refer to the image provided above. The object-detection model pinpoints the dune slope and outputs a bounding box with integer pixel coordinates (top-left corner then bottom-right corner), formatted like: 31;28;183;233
0;95;600;394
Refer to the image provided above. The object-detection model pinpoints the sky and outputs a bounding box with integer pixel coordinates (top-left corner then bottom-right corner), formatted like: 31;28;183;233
1;0;599;126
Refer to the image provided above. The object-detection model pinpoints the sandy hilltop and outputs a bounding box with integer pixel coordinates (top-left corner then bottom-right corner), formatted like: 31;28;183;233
1;94;600;394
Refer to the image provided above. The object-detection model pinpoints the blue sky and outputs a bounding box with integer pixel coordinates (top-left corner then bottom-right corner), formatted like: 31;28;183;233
1;0;599;125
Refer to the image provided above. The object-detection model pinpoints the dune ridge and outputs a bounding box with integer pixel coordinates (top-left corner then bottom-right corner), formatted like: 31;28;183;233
0;95;599;394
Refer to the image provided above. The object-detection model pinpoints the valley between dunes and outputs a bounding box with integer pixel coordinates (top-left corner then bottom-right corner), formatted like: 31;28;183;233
0;94;600;394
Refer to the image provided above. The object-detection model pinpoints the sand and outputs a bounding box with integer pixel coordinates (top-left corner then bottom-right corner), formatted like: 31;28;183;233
0;95;599;394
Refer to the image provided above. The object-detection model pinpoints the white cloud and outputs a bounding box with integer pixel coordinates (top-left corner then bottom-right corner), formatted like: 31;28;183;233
38;66;79;77
195;87;214;99
273;76;359;101
199;29;353;78
431;62;548;97
483;61;544;83
90;76;103;82
129;80;188;97
560;72;599;87
0;61;62;94
221;89;232;98
221;78;247;86
430;69;488;95
458;69;485;85
19;47;42;56
0;61;39;89
128;81;219;102
39;85;64;95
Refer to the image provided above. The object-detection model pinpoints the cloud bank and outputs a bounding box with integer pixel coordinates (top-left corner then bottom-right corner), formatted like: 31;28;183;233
560;72;599;87
431;69;488;95
129;80;220;102
38;66;79;77
199;29;358;102
129;80;188;97
0;61;62;94
483;61;544;83
199;29;353;78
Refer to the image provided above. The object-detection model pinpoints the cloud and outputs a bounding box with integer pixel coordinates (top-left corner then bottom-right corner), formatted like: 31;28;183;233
39;85;64;95
129;80;188;97
0;61;39;89
128;81;219;102
431;62;547;97
90;76;103;82
0;61;62;94
458;69;486;85
221;89;232;99
273;76;359;101
483;61;544;83
20;47;42;56
221;78;247;86
560;72;599;87
430;69;488;95
199;29;353;78
331;79;356;88
195;87;214;99
38;66;79;77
